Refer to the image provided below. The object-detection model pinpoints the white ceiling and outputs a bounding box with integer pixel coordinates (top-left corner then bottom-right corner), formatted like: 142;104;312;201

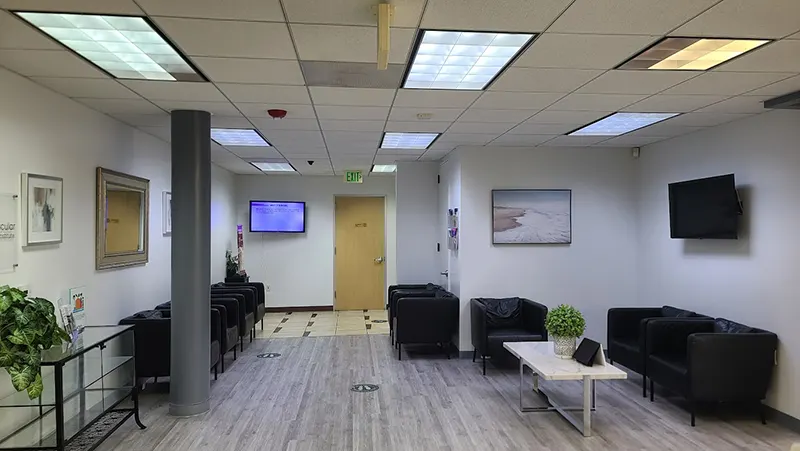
1;0;799;175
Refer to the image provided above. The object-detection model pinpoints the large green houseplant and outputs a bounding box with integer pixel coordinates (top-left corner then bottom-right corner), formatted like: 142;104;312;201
545;304;586;359
0;285;70;399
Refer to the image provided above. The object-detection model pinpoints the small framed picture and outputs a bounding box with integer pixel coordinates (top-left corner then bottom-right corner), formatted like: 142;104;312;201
21;173;63;246
162;191;172;236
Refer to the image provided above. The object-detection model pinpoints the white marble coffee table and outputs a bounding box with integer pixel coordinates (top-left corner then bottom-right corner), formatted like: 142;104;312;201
503;341;627;437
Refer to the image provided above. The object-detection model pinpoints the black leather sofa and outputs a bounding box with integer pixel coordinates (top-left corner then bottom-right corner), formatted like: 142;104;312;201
471;297;548;375
220;281;266;330
645;317;777;426
387;284;443;343
393;289;458;360
119;309;221;382
607;305;703;397
211;286;256;348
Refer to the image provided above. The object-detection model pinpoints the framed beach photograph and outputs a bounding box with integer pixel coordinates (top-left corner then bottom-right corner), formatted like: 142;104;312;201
21;173;63;246
492;189;571;244
162;191;172;236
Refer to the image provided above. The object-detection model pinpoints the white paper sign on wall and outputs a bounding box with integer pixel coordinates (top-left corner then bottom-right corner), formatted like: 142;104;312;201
0;194;18;273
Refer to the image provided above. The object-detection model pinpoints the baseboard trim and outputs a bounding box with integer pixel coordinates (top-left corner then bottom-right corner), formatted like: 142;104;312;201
265;306;334;313
765;406;800;433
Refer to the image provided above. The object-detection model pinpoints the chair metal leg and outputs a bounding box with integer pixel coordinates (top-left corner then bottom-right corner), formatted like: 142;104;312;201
153;377;157;384
221;353;225;373
650;379;654;402
214;364;218;381
642;375;647;398
261;319;264;330
240;336;244;352
482;355;486;375
472;349;477;362
690;400;696;427
759;402;767;425
233;346;237;360
398;343;401;360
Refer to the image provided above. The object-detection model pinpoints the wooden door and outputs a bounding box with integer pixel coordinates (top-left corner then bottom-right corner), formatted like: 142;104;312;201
334;196;385;311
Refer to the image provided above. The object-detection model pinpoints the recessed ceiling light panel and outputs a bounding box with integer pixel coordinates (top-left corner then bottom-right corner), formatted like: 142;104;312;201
569;113;679;136
211;129;271;147
404;30;534;90
372;165;397;173
619;37;769;71
251;162;295;172
15;12;204;81
381;132;440;149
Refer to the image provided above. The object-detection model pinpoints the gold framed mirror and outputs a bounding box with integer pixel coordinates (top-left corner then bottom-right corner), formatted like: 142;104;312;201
96;167;150;270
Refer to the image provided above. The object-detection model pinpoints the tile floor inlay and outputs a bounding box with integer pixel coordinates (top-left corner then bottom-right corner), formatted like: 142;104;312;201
257;353;281;359
256;310;389;339
351;383;380;393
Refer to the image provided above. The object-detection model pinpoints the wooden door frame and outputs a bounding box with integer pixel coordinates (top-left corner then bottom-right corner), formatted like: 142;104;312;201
332;195;388;310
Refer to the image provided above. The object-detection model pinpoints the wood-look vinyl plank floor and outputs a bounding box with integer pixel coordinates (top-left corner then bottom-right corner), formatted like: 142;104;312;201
97;336;800;451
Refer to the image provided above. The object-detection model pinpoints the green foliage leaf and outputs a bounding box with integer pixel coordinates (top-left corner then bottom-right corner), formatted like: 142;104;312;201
8;365;34;392
26;373;43;399
545;304;586;338
8;329;36;346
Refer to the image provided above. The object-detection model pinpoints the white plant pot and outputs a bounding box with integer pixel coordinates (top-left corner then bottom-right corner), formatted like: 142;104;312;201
552;335;577;359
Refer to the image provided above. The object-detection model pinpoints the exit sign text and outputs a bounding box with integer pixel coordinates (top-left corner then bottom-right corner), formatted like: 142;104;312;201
345;170;363;183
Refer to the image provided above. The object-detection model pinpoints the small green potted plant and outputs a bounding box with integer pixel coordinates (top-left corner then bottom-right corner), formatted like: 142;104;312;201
545;304;586;359
0;285;70;399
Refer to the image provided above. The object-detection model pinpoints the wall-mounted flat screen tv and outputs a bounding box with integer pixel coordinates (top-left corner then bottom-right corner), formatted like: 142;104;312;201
250;201;306;233
668;174;741;239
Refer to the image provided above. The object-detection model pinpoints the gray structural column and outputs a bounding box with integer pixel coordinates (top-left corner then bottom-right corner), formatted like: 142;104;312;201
169;110;211;416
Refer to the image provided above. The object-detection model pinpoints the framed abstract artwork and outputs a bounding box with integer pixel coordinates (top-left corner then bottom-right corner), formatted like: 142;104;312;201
492;189;572;244
21;173;63;246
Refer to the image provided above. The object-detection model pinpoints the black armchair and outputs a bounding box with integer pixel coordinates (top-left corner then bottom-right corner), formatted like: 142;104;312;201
646;317;777;426
221;282;266;330
471;297;547;375
607;305;702;397
387;284;442;307
388;285;443;343
211;286;256;348
394;291;458;360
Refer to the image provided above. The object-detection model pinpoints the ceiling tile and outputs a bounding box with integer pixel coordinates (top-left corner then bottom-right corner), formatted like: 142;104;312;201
0;50;105;78
276;147;329;156
253;118;320;131
291;158;333;175
471;92;564;110
0;0;144;14
593;136;666;147
385;121;452;132
428;142;457;151
120;81;225;101
320;120;386;131
488;134;559;146
457;109;536;123
153;18;295;59
77;98;163;115
154;100;239;116
626;123;707;137
211;116;252;128
576;71;701;95
696;95;771;113
716;40;800;72
228;146;283;159
193;58;305;85
549;0;720;35
137;126;170;142
489;68;603;92
136;0;285;21
506;122;577;134
0;10;60;50
388;107;464;122
284;0;424;27
216;84;311;104
291;25;414;63
32;77;140;99
418;150;451;161
447;121;515;133
544;135;607;146
527;110;610;124
262;130;324;146
660;112;754;127
673;0;800;39
374;154;421;164
661;72;795;96
515;34;658;69
437;133;498;144
743;75;800;96
420;0;573;32
548;93;647;111
328;147;377;156
237;103;317;119
315;106;389;120
393;90;481;108
324;131;381;143
623;95;730;113
214;159;263;174
309;87;396;106
113;113;170;127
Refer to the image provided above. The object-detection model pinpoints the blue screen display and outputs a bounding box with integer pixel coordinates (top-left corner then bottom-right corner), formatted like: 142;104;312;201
250;201;305;233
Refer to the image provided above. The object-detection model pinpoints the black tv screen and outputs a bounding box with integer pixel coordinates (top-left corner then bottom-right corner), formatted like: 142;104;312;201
250;201;306;233
668;174;740;239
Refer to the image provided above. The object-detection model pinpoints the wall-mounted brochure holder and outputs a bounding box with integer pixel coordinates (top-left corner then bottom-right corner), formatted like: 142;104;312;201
447;208;459;250
0;193;18;273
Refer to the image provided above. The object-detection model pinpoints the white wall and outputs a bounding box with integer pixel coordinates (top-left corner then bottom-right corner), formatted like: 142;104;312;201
438;155;462;297
210;165;237;282
236;175;397;308
395;161;439;283
456;146;639;350
636;110;800;418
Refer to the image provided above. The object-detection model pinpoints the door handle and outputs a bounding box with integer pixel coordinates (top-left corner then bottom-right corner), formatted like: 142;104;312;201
440;270;449;277
374;256;384;264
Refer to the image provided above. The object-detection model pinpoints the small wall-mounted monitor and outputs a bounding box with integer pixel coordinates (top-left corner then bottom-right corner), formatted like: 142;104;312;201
249;201;306;233
668;174;741;239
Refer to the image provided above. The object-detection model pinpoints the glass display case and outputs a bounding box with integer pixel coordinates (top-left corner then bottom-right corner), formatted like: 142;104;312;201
0;325;145;450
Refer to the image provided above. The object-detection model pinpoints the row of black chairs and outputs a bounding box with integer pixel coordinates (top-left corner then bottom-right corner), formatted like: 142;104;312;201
387;284;459;360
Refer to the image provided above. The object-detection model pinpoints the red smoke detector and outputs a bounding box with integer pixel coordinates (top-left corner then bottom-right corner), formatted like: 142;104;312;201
267;109;287;119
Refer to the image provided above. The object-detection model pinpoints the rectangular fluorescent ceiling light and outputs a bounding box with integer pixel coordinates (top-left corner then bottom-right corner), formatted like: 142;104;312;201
14;12;203;81
211;129;270;147
251;162;295;172
619;37;769;71
404;30;534;90
569;113;679;136
372;165;397;173
381;132;439;149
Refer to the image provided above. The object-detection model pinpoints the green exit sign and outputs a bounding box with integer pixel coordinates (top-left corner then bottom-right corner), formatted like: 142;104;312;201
344;170;363;183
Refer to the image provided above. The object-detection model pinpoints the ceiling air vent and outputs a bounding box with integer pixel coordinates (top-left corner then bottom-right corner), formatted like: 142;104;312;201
301;61;405;88
764;91;800;110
